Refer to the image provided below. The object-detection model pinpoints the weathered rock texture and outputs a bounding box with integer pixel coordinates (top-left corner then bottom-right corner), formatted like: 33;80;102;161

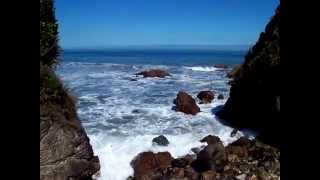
197;91;215;104
173;91;200;115
216;5;280;145
40;0;100;179
136;69;171;78
129;135;280;180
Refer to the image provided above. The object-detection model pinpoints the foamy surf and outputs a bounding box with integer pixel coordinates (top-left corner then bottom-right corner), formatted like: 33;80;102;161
184;66;218;72
57;62;246;180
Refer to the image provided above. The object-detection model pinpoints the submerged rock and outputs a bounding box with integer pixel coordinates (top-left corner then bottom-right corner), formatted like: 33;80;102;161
217;94;224;100
173;91;200;115
197;91;215;104
136;69;170;78
152;135;169;146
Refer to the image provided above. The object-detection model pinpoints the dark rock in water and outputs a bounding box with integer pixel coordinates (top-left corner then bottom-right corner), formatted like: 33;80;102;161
230;129;238;137
197;91;215;104
216;5;280;146
200;135;222;145
217;94;224;100
131;151;173;179
132;109;140;114
214;64;228;69
130;78;138;81
136;69;170;78
152;135;169;146
173;91;200;115
191;147;201;154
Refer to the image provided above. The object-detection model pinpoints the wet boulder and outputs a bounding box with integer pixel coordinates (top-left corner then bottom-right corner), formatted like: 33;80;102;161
136;69;170;78
173;91;200;115
131;151;173;179
197;91;215;104
152;135;169;146
214;64;228;69
217;94;224;100
192;135;227;172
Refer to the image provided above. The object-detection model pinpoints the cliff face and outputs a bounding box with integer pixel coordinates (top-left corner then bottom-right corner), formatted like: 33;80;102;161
217;6;280;144
40;0;100;179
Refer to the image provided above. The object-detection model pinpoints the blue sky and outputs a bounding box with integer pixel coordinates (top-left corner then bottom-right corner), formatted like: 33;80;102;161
55;0;279;48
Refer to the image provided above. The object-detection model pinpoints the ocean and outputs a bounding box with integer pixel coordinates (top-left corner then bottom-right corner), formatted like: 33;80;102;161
57;48;250;180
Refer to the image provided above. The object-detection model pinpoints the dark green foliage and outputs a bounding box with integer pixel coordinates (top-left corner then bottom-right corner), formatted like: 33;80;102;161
40;0;60;67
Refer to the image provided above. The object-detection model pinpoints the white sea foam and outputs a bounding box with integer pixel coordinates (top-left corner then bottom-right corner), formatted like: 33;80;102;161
184;66;217;72
57;62;249;180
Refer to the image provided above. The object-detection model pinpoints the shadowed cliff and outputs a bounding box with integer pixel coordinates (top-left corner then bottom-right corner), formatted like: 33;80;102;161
217;5;280;146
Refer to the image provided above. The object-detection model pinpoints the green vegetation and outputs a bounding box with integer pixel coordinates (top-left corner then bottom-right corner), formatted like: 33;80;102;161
40;0;60;67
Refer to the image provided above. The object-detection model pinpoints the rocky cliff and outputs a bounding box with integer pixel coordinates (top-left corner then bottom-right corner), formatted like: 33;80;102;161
217;5;280;145
40;0;100;179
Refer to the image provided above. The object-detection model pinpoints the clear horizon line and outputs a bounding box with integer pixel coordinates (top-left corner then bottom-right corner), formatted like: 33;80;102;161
62;44;253;50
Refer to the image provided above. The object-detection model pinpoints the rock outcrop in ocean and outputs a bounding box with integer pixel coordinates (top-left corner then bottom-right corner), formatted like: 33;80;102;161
136;69;171;78
40;0;100;179
216;5;280;145
197;91;215;104
173;91;200;115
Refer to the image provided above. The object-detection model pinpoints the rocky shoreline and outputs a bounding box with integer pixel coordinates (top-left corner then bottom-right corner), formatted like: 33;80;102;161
128;135;279;180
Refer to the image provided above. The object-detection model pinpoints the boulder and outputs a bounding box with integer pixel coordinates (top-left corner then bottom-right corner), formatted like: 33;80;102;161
152;135;169;146
217;94;224;100
192;136;227;172
214;64;228;69
131;151;173;179
136;69;170;78
173;91;200;115
200;135;222;145
197;91;215;104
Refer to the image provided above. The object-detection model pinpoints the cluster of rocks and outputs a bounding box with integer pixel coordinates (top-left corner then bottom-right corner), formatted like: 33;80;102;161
128;135;280;180
173;91;224;115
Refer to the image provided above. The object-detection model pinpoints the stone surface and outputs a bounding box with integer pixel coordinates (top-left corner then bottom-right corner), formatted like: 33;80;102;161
197;91;215;104
152;135;170;146
136;69;170;78
173;91;200;115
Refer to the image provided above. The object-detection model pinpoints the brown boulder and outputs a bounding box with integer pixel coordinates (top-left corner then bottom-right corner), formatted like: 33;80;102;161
197;91;215;104
136;69;170;78
131;151;173;179
214;64;228;69
173;91;200;115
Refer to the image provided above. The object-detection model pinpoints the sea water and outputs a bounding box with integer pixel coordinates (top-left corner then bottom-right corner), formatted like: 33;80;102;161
57;48;249;180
